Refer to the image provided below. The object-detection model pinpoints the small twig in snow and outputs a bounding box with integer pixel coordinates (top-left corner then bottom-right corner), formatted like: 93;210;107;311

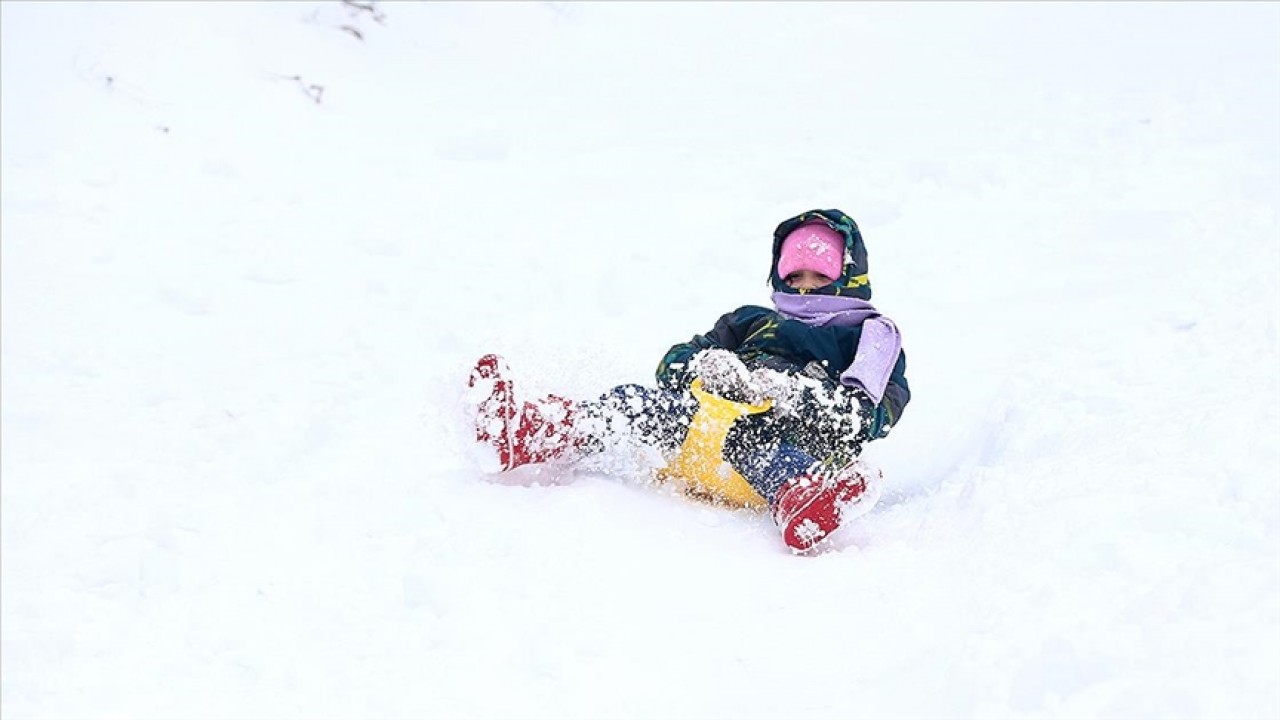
341;0;386;24
289;74;325;104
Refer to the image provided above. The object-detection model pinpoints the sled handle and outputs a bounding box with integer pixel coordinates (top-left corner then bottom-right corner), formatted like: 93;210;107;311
688;378;773;416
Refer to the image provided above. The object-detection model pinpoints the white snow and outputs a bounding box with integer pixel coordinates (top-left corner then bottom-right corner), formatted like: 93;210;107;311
3;2;1278;719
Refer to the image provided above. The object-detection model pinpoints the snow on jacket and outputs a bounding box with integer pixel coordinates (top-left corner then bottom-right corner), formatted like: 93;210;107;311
654;304;911;436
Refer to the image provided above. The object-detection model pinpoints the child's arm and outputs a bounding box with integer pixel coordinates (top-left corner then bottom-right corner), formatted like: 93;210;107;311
867;350;911;439
654;306;764;389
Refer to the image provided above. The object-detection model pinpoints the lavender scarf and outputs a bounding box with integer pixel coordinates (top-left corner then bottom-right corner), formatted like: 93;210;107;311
771;292;902;405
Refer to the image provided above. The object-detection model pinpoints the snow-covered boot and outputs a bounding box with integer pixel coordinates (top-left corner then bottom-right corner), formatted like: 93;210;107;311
468;354;583;472
772;461;881;552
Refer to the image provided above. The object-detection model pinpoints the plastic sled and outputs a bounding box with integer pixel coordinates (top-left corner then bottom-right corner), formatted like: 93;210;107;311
655;378;772;509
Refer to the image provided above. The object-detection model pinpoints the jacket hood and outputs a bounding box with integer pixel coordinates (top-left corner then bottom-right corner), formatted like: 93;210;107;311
769;209;871;299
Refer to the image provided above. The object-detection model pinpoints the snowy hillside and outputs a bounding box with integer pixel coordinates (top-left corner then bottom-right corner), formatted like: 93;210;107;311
2;2;1278;718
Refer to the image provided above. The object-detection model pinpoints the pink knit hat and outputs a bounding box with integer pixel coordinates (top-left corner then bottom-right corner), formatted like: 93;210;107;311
776;221;845;281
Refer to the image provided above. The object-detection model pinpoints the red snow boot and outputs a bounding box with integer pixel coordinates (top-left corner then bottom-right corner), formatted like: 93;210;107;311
772;461;881;552
468;354;583;472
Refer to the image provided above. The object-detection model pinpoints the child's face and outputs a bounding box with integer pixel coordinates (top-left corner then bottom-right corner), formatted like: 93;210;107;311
784;269;834;291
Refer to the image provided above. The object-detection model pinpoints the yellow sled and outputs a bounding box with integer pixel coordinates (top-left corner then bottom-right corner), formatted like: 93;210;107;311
655;378;772;509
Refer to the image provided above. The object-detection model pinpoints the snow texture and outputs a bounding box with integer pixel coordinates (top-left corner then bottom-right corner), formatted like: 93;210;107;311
2;2;1278;719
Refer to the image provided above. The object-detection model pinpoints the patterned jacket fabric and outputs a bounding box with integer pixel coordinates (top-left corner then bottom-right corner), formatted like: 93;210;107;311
655;304;911;439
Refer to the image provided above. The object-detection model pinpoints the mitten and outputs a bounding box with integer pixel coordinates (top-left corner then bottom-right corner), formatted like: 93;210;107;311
846;386;890;441
747;367;815;414
865;403;890;440
687;348;753;401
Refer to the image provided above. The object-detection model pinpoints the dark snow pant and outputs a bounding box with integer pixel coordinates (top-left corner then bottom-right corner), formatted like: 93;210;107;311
582;384;864;505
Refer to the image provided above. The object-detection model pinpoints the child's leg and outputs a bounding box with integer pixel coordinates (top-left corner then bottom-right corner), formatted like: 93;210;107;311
577;384;699;455
721;409;878;552
721;417;819;502
470;355;696;472
778;383;868;466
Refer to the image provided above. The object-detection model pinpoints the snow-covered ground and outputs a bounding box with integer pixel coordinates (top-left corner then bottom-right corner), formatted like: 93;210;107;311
3;2;1277;718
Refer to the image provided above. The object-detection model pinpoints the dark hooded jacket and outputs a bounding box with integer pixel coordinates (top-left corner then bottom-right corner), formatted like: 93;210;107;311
655;209;910;438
